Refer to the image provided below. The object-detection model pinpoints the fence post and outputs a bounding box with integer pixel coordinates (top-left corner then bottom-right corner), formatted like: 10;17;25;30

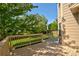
0;37;10;56
0;43;3;56
9;36;15;56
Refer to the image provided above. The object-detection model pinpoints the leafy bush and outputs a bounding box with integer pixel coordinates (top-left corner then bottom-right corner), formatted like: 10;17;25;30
48;20;58;31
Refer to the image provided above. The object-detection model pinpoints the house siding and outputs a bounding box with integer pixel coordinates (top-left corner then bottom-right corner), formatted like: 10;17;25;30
58;3;79;55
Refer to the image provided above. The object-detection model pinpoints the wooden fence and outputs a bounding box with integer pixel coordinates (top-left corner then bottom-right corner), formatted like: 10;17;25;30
0;34;44;56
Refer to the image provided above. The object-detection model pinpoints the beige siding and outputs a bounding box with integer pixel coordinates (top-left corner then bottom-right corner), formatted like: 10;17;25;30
58;3;79;45
58;3;79;55
63;4;79;46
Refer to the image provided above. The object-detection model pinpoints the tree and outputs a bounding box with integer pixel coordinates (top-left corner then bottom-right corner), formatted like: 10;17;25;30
48;20;58;31
0;3;37;40
28;14;48;33
0;3;48;40
20;14;48;34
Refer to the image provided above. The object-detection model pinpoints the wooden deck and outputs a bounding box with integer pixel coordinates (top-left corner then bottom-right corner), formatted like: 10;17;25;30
13;39;63;56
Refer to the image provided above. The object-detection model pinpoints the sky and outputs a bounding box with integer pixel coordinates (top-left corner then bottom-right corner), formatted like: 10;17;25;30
28;3;57;24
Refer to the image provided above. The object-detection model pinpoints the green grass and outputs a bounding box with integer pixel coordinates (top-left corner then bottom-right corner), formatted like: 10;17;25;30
10;37;41;46
10;34;49;47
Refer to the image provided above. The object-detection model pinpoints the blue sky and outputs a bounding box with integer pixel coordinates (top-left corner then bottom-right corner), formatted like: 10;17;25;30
28;3;57;24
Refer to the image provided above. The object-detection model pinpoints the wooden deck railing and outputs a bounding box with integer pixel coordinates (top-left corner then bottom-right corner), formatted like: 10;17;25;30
0;34;45;56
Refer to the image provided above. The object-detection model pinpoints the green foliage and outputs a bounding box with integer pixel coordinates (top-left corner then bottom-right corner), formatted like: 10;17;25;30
27;14;47;33
48;20;58;31
0;3;37;40
0;3;47;40
13;14;48;34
